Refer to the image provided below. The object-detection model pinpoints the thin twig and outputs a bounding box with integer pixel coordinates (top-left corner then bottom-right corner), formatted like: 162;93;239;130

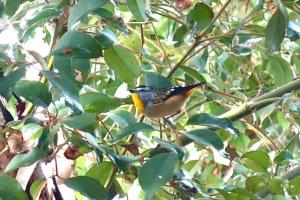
150;22;172;69
167;0;232;78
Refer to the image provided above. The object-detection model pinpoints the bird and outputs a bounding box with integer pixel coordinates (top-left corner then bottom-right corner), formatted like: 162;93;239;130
129;82;205;118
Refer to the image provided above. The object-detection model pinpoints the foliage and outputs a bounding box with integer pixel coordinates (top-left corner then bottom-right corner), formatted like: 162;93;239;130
0;0;300;199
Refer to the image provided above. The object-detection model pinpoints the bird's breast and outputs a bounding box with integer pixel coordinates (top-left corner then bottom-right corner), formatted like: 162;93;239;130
144;94;188;118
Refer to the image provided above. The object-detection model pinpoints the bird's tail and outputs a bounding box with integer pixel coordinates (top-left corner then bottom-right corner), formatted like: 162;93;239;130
185;82;205;96
185;82;206;89
172;82;205;96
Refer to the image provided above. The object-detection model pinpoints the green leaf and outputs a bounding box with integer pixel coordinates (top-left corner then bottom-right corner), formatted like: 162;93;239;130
21;123;43;140
291;53;300;74
188;2;214;32
92;8;128;35
80;92;121;114
64;176;108;200
22;7;60;40
189;48;208;71
267;56;293;87
257;103;275;123
139;152;179;200
0;176;28;200
184;129;224;150
0;0;4;17
265;7;288;51
4;0;21;16
115;122;154;142
246;176;266;193
145;72;172;89
241;150;270;172
63;113;96;132
180;66;206;83
42;70;83;113
68;134;93;153
115;155;140;172
126;0;148;22
54;56;90;78
108;110;136;128
86;162;113;186
0;66;25;98
268;178;283;195
53;31;102;58
276;111;290;129
68;0;109;30
14;81;52;107
274;150;293;166
288;176;300;195
187;113;238;134
96;29;119;49
173;26;188;47
153;137;185;160
5;148;47;173
104;45;141;83
29;179;46;200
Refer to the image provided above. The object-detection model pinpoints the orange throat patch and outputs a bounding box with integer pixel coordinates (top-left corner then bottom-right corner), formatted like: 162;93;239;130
131;93;144;113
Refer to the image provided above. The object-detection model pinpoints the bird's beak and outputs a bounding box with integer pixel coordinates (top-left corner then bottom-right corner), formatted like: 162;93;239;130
129;89;134;93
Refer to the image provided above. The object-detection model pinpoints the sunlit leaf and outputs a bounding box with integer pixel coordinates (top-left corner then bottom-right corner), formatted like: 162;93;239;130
104;45;141;83
86;162;113;186
241;150;270;172
68;0;109;30
145;72;172;89
268;178;283;195
246;176;266;193
288;176;300;195
30;179;46;200
5;148;47;173
80;92;121;114
126;0;148;22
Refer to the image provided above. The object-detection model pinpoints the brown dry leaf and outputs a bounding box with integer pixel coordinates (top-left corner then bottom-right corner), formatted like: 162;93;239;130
121;143;140;156
64;145;84;160
7;132;24;154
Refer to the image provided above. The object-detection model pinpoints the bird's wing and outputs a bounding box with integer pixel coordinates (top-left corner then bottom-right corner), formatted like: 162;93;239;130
151;88;175;104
